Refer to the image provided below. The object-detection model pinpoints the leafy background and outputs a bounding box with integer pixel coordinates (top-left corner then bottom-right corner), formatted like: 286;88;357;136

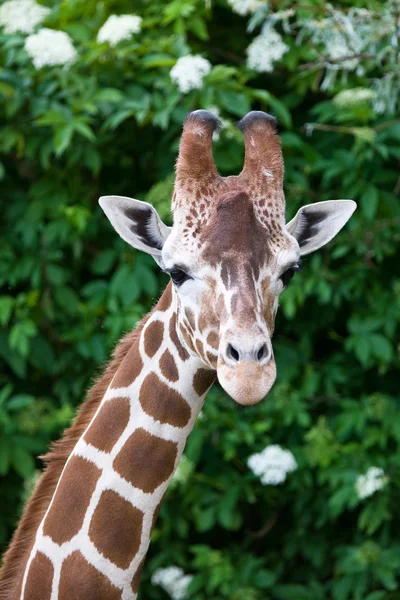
1;0;400;598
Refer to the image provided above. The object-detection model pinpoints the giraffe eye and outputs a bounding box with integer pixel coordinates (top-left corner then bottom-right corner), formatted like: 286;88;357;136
169;269;190;286
280;264;300;287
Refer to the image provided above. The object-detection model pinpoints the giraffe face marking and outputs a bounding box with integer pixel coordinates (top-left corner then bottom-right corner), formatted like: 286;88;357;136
162;190;300;405
89;489;144;569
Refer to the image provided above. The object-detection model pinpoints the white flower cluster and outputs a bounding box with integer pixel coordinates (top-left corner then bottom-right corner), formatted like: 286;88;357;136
170;55;212;94
25;28;77;69
152;566;193;600
372;75;399;115
97;14;142;46
333;88;376;108
356;467;388;499
246;27;288;73
248;444;297;485
0;0;50;34
227;0;265;16
300;4;399;93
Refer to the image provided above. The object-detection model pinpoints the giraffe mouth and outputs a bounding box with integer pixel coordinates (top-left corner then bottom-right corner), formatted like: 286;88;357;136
217;358;277;405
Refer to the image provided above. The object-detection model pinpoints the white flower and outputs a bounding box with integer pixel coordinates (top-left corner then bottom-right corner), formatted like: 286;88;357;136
356;467;388;499
271;9;295;21
170;55;211;94
227;0;265;16
97;14;142;46
25;28;77;69
0;0;50;34
248;444;297;485
152;566;193;600
324;32;360;70
246;28;288;73
333;88;376;108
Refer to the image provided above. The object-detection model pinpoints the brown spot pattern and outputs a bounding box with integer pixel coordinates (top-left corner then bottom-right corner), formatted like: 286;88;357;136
169;314;189;361
139;373;191;427
159;349;179;382
131;557;146;594
43;456;101;545
193;368;216;396
111;342;143;389
89;490;143;569
180;325;196;354
184;308;195;331
24;552;53;600
113;428;177;493
59;551;121;600
206;331;219;350
157;282;172;311
196;339;204;359
144;321;164;358
84;397;130;453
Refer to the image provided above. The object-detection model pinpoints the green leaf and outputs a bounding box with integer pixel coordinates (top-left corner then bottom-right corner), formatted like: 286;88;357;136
0;296;13;326
54;124;74;156
9;321;37;357
361;185;379;220
217;90;251;118
11;446;35;479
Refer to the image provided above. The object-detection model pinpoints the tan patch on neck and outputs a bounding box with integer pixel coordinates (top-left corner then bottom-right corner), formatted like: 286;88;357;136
113;428;177;493
42;456;101;545
159;349;179;382
184;308;195;331
206;351;218;368
169;314;189;361
193;368;216;396
206;331;219;350
195;339;204;359
139;373;191;427
157;282;172;311
111;343;143;389
84;397;130;453
179;324;196;355
59;551;121;600
89;489;143;570
23;552;53;600
144;320;164;358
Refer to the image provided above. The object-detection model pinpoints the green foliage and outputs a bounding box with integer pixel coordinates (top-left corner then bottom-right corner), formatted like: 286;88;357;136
1;0;400;598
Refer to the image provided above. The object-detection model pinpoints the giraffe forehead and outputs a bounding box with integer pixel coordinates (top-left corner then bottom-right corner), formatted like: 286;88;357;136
167;188;292;265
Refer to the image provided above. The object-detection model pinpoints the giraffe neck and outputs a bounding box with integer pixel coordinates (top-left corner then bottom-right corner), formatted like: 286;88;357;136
18;284;215;600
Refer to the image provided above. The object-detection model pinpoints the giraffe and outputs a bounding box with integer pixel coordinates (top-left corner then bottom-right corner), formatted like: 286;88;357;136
0;110;356;599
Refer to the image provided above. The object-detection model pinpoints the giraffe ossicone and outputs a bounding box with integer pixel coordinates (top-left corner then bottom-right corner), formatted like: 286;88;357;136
0;110;356;600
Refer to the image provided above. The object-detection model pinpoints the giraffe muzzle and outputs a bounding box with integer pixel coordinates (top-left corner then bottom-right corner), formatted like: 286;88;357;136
217;355;277;405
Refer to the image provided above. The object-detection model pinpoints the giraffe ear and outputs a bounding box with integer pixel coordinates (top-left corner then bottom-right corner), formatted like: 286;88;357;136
99;195;171;266
286;200;357;256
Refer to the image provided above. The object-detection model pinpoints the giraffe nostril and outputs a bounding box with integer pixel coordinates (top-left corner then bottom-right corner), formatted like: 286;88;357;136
256;344;268;362
226;343;240;362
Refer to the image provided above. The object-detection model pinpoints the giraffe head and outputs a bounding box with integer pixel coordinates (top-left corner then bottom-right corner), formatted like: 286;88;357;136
100;111;356;405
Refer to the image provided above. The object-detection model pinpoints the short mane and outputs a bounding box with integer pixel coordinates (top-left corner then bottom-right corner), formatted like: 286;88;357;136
0;314;151;599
